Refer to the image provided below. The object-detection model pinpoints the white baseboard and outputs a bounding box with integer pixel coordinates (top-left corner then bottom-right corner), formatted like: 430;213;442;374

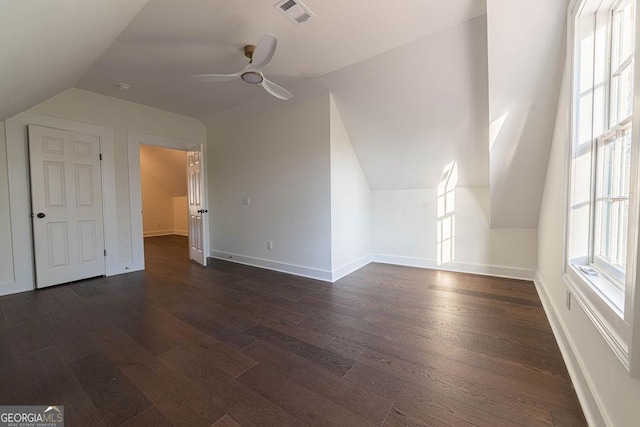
106;262;145;277
210;251;333;282
371;254;535;281
143;230;189;237
331;255;372;282
207;252;534;284
534;273;606;427
0;280;34;297
143;230;174;237
0;262;145;296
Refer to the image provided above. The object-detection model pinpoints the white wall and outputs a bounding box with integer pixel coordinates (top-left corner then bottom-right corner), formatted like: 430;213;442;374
373;187;537;279
0;121;14;285
0;88;205;295
173;196;188;236
330;95;372;279
141;169;175;237
326;16;490;190
208;92;536;282
537;59;640;427
208;95;333;279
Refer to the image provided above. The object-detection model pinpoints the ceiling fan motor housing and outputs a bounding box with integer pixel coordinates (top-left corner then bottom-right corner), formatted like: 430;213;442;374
244;44;256;59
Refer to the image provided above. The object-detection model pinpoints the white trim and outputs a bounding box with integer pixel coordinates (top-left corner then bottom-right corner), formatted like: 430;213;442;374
0;281;38;298
210;250;333;282
626;0;640;379
173;229;189;237
127;131;208;271
0;122;15;287
208;251;535;283
534;273;608;427
127;139;145;272
5;115;33;294
331;255;372;282
3;112;118;294
371;254;536;281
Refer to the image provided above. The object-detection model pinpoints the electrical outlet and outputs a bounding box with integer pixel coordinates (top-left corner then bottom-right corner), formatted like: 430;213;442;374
267;241;273;250
155;221;160;226
243;196;250;205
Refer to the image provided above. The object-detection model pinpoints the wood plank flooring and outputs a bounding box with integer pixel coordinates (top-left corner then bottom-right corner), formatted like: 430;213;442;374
0;235;586;426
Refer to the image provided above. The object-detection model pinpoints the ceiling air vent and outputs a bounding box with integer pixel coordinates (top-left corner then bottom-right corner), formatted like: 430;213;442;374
274;0;315;25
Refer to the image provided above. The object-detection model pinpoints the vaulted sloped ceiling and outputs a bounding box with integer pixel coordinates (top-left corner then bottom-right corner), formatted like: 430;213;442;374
139;144;187;197
0;0;149;121
75;0;486;119
487;0;567;228
4;0;568;229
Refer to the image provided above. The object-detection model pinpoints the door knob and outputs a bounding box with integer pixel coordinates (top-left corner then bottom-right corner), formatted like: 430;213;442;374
36;213;45;218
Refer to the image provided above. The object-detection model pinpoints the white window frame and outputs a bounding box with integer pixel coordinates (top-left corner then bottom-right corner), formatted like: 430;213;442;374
593;121;633;285
564;0;640;377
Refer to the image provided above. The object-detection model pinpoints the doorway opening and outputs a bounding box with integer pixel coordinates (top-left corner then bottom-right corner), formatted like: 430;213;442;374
139;144;190;266
127;131;208;272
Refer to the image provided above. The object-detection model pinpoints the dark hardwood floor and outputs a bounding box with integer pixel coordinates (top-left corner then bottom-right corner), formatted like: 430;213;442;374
0;235;586;426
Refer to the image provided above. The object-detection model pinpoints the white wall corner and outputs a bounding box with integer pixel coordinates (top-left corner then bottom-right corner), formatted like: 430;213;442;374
533;272;608;427
329;93;373;274
331;255;372;282
372;254;535;281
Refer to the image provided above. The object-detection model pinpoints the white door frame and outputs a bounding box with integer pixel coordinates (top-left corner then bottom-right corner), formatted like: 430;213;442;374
3;112;117;295
127;131;209;270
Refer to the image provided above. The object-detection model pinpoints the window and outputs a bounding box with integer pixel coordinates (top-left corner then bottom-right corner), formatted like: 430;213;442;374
594;126;632;283
566;0;640;374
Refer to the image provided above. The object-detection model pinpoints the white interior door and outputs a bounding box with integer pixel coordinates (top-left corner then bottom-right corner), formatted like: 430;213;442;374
28;125;105;288
187;146;206;266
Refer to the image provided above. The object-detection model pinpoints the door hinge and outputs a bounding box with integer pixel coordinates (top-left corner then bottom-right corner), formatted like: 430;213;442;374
104;249;107;256
99;153;103;161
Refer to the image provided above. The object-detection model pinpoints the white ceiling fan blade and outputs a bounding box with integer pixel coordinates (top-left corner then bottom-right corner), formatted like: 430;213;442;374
262;78;293;100
249;34;278;72
190;72;241;82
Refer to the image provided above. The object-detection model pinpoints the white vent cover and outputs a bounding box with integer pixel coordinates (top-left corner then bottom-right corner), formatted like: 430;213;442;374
274;0;315;25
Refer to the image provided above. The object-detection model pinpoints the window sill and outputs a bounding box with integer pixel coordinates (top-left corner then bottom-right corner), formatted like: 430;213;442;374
563;265;630;372
574;264;625;314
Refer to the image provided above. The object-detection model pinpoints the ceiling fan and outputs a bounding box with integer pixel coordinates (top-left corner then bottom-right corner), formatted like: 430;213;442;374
191;33;293;100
